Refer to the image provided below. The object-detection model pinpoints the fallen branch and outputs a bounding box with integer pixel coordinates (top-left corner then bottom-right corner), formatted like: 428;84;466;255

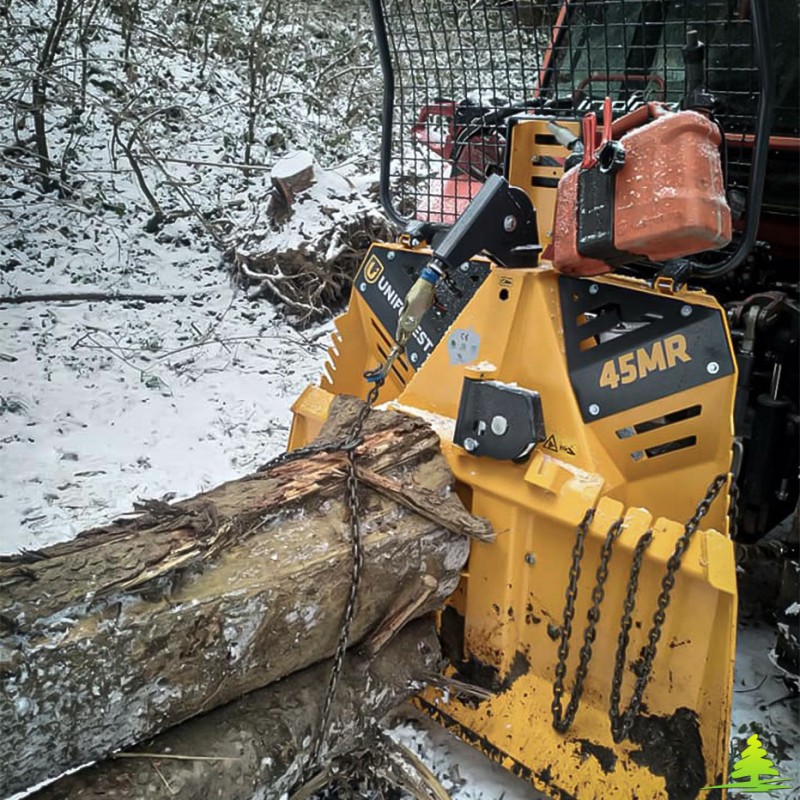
0;290;206;305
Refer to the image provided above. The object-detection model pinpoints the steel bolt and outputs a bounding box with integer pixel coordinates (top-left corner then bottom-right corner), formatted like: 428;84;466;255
410;352;418;364
411;238;420;247
525;552;537;565
681;304;693;317
503;215;517;233
491;415;508;436
588;403;600;416
707;361;720;375
387;251;395;260
531;154;541;164
589;284;599;295
463;437;479;453
459;262;470;273
359;282;367;291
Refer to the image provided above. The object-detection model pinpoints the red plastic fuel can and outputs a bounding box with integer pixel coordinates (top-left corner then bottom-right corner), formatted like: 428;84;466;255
552;108;732;276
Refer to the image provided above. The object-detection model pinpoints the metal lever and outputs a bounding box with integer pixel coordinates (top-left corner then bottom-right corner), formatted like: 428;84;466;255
601;96;613;145
582;113;597;169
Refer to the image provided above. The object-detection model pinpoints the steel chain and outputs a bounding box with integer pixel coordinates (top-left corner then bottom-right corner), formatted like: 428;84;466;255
550;508;593;732
552;474;727;737
259;380;383;781
608;473;727;742
728;479;740;539
551;513;623;733
308;380;382;770
608;528;654;741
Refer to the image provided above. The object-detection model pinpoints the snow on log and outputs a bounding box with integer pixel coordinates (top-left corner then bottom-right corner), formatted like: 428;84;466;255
0;397;486;797
270;149;316;207
29;618;440;800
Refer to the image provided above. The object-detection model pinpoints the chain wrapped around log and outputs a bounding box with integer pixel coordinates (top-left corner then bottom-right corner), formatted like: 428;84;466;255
0;396;492;797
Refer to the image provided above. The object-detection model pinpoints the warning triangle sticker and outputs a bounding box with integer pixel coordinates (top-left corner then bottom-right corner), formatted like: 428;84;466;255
543;434;558;452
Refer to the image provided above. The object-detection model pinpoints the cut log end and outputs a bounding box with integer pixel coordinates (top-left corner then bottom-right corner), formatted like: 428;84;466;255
270;149;316;208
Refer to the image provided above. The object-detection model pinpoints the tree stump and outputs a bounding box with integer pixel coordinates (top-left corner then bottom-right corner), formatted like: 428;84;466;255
270;149;316;209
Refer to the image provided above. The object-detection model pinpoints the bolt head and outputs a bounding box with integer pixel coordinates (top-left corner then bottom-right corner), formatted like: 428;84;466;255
463;437;479;453
525;552;536;565
503;215;517;233
410;352;418;364
359;282;367;291
490;415;508;436
459;262;470;272
387;251;395;260
681;304;693;317
589;284;600;295
531;154;541;164
411;238;420;247
707;361;720;375
588;403;600;416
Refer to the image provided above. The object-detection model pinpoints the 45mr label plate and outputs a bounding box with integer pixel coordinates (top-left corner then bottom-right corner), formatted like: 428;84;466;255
356;245;490;372
558;276;735;422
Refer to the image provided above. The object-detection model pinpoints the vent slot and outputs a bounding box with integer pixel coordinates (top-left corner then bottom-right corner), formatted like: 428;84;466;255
576;305;659;350
616;405;702;439
371;318;393;348
642;436;697;460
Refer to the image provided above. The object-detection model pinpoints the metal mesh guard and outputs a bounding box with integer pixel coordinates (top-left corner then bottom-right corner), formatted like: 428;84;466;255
372;0;779;227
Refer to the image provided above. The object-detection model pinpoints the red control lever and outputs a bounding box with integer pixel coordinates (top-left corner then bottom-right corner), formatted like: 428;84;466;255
601;96;613;145
582;112;597;169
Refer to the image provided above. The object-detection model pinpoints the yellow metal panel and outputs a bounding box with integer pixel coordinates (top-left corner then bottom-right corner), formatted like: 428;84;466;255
290;251;738;799
507;116;581;247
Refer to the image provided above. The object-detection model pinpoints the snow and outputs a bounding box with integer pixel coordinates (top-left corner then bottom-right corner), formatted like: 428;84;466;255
389;716;541;800
0;285;326;548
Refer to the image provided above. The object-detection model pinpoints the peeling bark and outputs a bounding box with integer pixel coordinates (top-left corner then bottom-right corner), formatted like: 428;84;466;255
29;619;440;800
1;398;484;796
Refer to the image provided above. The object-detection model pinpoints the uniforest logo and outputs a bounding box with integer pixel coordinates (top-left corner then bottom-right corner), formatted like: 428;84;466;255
363;255;383;284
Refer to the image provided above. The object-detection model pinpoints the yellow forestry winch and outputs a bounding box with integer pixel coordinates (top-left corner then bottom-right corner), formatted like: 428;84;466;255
288;1;799;798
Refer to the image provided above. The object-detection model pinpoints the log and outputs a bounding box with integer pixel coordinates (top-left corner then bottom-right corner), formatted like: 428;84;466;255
29;618;441;800
0;397;486;797
270;149;315;208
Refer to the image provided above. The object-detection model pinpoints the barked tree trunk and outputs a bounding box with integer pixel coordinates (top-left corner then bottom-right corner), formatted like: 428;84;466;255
29;619;441;800
1;397;490;797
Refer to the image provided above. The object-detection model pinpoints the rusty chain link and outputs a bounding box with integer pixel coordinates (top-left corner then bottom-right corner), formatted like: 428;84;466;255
608;473;727;742
552;474;727;736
